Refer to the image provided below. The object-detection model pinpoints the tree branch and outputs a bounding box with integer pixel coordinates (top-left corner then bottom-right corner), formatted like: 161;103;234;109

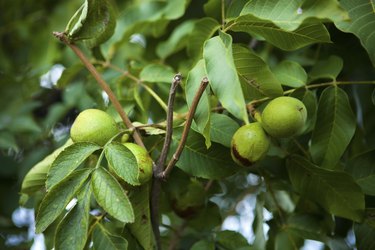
161;77;209;179
52;32;145;148
156;74;182;175
150;73;181;250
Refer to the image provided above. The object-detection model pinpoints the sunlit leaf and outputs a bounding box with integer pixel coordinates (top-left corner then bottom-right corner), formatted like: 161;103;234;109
105;142;139;186
226;0;248;19
335;0;375;66
204;32;248;123
287;155;365;222
93;223;128;250
91;167;134;223
310;86;356;169
187;18;220;59
241;0;349;31
140;64;176;84
46;142;101;190
273;60;307;88
186;59;211;148
229;14;331;51
36;169;92;233
233;45;283;99
54;182;91;250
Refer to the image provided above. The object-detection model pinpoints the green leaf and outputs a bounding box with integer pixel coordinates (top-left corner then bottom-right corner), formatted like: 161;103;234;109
233;45;283;99
308;55;343;81
354;223;375;250
171;128;238;179
46;142;101;190
187;17;220;59
191;240;215;250
0;131;18;151
139;64;176;83
127;184;154;250
287;155;365;222
273;60;307;88
310;86;356;169
111;0;189;50
229;14;331;51
203;0;221;21
56;63;84;88
346;150;375;196
104;142;139;186
65;0;116;48
209;113;239;148
204;32;248;123
284;214;329;242
241;0;349;31
36;168;92;233
93;223;128;250
21;139;74;195
54;182;91;250
91;167;134;223
335;0;375;66
156;20;196;59
216;230;251;249
186;59;211;148
226;0;248;19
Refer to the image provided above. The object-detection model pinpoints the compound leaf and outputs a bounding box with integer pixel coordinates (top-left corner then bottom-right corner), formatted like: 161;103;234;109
310;86;356;169
36;168;92;233
287;155;364;222
105;142;139;186
91;167;134;223
46;142;100;190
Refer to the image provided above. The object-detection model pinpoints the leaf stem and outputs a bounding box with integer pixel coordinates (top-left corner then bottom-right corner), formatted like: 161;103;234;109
97;60;169;112
139;82;169;112
221;0;226;30
248;80;375;107
53;32;145;148
161;77;209;179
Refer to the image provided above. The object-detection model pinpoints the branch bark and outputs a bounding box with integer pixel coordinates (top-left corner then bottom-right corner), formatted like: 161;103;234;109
151;73;181;250
161;77;209;179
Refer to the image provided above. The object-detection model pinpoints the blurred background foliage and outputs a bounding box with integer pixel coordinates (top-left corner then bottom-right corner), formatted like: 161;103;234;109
1;0;375;249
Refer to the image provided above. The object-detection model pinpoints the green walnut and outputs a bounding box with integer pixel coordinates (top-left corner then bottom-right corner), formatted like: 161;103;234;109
231;122;270;167
123;143;153;184
70;109;119;146
261;96;307;138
